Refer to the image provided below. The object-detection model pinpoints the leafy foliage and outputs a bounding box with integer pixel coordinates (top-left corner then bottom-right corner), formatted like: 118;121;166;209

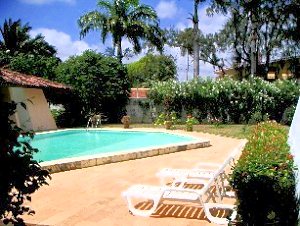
185;115;198;131
148;78;300;123
55;50;130;124
127;54;177;87
217;0;300;76
8;53;60;80
281;105;296;126
0;18;57;57
167;28;226;74
0;18;60;79
230;121;299;225
78;0;165;62
0;100;50;225
154;112;179;126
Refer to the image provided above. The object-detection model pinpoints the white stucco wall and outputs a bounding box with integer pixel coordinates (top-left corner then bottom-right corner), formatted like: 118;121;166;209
4;87;57;131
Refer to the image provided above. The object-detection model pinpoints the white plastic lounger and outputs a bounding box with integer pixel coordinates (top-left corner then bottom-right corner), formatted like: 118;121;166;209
122;176;237;225
156;140;247;199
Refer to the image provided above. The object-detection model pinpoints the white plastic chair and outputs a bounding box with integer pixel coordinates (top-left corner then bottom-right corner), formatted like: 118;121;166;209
122;140;247;224
156;140;247;199
122;166;237;225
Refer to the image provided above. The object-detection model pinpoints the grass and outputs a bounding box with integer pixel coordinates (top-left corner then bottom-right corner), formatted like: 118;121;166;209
102;123;258;139
103;123;289;139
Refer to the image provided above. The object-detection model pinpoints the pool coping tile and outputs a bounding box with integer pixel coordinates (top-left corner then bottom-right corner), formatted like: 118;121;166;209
39;128;210;173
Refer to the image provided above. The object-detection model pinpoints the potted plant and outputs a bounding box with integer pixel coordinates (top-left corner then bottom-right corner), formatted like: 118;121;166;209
121;115;131;129
164;120;172;130
186;115;198;132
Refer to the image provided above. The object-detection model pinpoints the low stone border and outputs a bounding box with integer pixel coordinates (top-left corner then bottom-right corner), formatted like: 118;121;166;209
41;139;210;174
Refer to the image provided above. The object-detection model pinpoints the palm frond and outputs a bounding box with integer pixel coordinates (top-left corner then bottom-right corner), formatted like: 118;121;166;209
128;5;158;22
127;35;141;53
97;0;113;12
78;11;106;39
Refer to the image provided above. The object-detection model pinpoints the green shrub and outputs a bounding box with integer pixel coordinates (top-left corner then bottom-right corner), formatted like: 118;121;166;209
248;111;269;124
154;112;179;128
55;50;130;123
230;121;299;225
0;101;50;225
281;105;296;125
148;78;300;124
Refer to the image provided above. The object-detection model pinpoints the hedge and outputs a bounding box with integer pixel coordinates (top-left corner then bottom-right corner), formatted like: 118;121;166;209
230;121;299;225
148;78;300;124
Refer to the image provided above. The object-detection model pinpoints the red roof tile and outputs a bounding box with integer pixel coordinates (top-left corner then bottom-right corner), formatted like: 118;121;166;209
0;68;71;90
130;88;149;98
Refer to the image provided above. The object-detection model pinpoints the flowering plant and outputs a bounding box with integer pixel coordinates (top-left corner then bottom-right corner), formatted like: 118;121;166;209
186;115;198;131
154;112;178;126
154;112;178;129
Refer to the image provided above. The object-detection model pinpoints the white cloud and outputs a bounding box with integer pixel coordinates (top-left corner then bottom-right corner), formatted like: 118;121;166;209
20;0;75;4
30;28;101;60
156;0;178;19
198;7;228;35
174;6;228;35
163;45;216;80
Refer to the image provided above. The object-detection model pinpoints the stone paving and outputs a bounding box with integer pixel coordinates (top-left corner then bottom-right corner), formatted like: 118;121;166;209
22;130;245;226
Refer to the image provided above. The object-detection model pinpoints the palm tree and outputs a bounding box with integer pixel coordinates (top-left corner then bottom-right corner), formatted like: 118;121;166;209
0;19;31;54
78;0;165;62
0;18;56;57
175;28;194;81
192;0;201;78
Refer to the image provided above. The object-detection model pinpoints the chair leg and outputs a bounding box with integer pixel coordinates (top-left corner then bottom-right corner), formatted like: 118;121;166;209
125;196;161;217
203;203;237;225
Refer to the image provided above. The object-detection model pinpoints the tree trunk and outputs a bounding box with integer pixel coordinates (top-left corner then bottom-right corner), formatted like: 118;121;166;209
186;54;189;81
250;11;258;76
193;0;200;79
116;37;123;63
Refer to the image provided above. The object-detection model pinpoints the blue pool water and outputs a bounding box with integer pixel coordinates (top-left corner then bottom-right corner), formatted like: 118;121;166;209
30;130;196;162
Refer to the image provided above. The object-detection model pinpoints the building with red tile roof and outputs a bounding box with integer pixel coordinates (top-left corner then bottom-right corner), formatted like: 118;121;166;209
1;68;70;131
0;68;71;89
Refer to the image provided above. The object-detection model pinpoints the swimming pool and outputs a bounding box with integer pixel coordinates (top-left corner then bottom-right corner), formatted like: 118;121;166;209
32;129;196;162
28;129;210;173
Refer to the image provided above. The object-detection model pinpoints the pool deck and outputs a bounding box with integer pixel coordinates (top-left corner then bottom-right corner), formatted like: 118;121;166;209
22;129;246;226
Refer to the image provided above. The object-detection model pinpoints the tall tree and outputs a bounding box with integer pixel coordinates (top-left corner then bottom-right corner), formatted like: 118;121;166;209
0;19;31;54
167;27;226;78
192;0;201;78
0;18;59;79
55;50;130;123
78;0;165;62
180;0;228;78
219;0;300;77
0;18;56;57
127;53;177;86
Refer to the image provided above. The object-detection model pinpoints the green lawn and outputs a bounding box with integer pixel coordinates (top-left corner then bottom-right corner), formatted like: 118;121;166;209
102;123;275;139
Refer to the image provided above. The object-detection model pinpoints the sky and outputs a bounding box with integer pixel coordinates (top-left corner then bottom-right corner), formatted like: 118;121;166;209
0;0;229;80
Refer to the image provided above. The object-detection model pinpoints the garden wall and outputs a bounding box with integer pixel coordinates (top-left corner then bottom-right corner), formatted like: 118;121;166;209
126;98;154;123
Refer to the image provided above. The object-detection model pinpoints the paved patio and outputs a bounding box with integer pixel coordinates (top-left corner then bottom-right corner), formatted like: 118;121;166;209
23;130;244;226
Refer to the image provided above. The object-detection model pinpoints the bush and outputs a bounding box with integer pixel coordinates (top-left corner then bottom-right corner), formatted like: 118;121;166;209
0;101;50;225
127;53;177;87
55;50;130;123
154;112;180;129
148;77;300;124
230;121;299;225
281;105;296;125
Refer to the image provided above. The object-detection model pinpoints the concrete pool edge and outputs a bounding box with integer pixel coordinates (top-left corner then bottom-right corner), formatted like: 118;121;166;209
39;128;210;173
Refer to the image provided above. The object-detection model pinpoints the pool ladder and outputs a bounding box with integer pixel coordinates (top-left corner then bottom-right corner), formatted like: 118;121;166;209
86;114;107;130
